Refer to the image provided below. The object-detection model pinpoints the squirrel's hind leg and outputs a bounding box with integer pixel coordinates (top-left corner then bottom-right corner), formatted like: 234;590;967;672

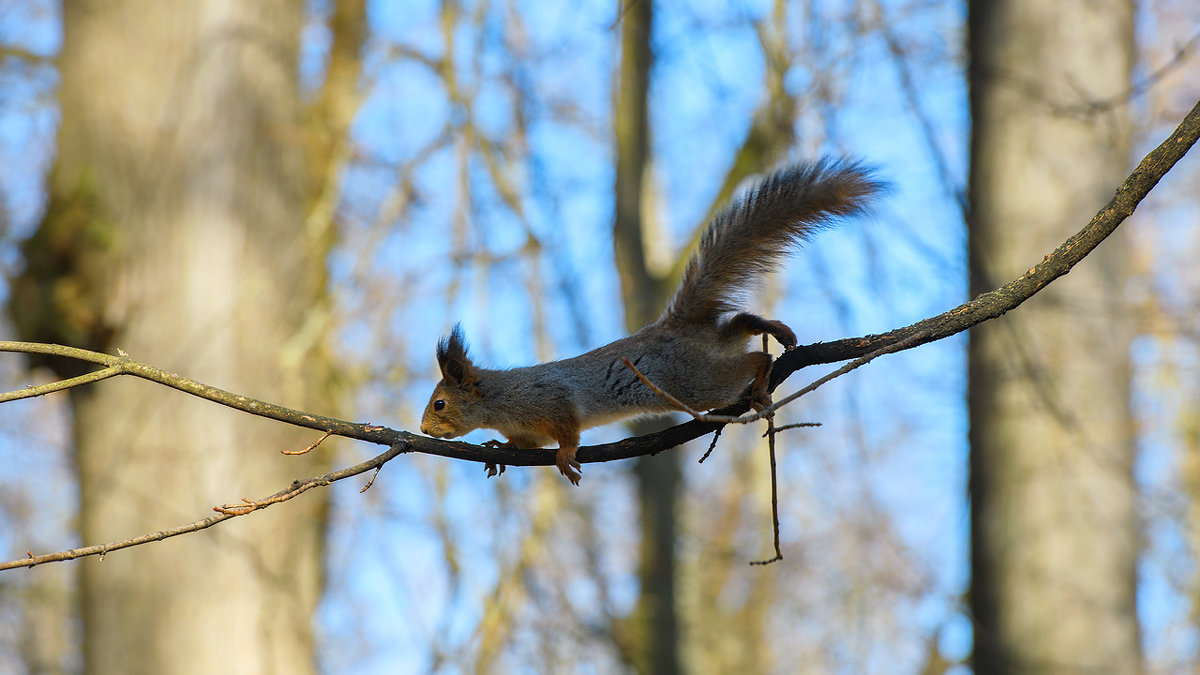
725;312;797;349
744;351;776;412
724;314;790;408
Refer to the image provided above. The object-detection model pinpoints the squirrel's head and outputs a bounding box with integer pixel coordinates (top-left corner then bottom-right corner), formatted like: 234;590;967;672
420;325;484;439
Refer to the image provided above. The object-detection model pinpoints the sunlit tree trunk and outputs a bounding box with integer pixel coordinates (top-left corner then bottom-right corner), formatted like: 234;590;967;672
967;1;1141;672
12;1;339;672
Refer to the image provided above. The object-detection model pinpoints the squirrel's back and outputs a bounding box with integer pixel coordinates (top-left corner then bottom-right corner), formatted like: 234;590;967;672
660;159;885;329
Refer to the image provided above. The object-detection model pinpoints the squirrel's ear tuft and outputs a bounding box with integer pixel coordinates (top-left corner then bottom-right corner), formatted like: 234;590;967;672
436;324;477;385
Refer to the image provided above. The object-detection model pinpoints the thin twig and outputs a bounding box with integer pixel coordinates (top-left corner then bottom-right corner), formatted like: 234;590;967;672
733;331;934;425
213;476;333;515
765;422;821;435
765;331;930;415
620;356;702;416
697;426;724;464
751;413;783;566
0;365;123;403
282;429;333;455
360;466;382;493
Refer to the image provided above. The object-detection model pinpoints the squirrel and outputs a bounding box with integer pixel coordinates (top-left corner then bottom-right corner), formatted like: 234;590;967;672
420;158;884;484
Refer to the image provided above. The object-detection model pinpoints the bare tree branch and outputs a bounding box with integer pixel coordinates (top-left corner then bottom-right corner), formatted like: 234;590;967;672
0;340;390;441
2;95;1197;570
0;443;407;570
773;93;1200;381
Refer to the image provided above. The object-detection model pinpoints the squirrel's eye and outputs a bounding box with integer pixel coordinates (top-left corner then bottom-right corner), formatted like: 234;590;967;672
433;399;446;411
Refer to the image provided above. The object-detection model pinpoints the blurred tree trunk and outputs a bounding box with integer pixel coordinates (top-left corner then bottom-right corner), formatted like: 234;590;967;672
9;0;361;672
610;3;801;671
967;1;1141;673
611;2;681;674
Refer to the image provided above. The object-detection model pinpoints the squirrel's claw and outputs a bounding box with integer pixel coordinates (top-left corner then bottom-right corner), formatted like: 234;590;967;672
555;447;582;486
481;440;511;478
558;465;582;486
480;439;513;475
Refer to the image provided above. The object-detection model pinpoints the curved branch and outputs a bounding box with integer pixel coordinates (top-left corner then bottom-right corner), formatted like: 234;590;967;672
2;95;1197;569
773;94;1200;381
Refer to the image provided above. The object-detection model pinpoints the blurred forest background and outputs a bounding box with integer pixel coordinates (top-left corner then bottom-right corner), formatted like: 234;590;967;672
0;0;1198;673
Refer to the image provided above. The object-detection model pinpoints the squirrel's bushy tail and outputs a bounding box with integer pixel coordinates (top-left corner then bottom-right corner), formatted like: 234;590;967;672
662;158;885;328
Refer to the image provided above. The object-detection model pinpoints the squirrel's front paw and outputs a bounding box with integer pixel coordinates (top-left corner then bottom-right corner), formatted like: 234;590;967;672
555;447;582;486
481;440;511;478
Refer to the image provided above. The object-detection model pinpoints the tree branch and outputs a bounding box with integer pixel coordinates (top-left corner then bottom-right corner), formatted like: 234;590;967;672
773;93;1200;382
0;443;408;570
3;95;1197;569
0;341;396;443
